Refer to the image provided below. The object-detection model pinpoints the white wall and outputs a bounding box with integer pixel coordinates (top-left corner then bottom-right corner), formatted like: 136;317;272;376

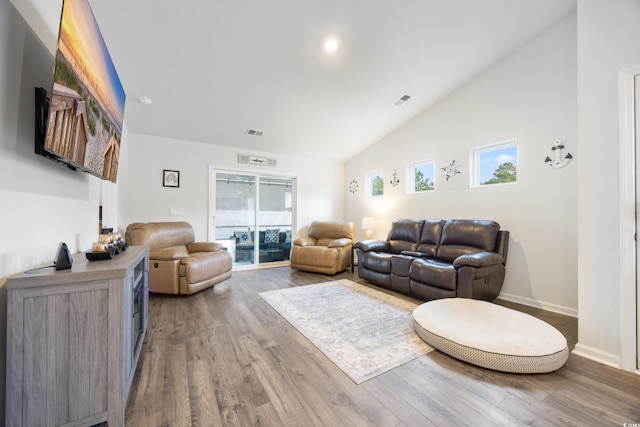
0;1;97;275
575;0;640;369
345;14;578;315
0;1;124;277
0;0;123;420
118;133;345;240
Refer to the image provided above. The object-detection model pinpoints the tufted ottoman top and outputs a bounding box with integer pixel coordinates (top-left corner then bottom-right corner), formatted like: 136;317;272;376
413;298;568;373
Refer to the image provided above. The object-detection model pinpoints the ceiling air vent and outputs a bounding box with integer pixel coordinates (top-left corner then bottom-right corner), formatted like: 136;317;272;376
394;94;412;106
246;128;264;136
238;154;277;167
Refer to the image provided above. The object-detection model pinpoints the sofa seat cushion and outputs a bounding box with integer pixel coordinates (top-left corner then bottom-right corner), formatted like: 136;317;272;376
360;252;392;274
181;252;232;284
413;298;568;373
410;258;457;291
149;245;190;260
291;245;338;267
187;242;223;252
391;254;414;277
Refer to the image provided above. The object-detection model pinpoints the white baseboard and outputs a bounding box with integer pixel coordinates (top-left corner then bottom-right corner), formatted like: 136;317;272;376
498;294;638;372
572;343;622;369
498;292;578;318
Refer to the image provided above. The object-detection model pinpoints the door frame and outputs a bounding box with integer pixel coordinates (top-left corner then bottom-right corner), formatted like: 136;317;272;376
207;165;298;270
618;64;640;372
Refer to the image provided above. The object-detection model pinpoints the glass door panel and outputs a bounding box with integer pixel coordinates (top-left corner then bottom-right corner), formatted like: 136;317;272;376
258;176;293;265
214;172;256;268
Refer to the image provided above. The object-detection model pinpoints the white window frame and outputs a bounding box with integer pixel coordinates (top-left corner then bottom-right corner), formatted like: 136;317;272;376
470;139;518;188
366;170;384;198
407;159;436;194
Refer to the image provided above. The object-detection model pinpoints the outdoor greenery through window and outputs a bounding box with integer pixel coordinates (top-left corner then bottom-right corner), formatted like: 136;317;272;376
408;160;435;193
471;140;518;187
366;170;384;197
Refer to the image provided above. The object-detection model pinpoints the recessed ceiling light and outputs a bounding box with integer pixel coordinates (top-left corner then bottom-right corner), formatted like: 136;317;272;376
138;96;153;105
323;36;340;54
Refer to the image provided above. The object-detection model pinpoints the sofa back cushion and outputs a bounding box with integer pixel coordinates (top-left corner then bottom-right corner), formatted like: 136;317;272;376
126;221;195;249
264;229;280;243
234;230;253;246
388;219;425;254
436;220;500;263
415;220;445;257
309;221;355;246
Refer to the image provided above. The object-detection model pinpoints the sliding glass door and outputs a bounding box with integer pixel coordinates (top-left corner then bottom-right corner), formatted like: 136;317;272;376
210;170;294;269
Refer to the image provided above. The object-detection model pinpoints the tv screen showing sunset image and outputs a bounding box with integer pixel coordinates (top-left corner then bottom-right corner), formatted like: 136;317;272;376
44;0;126;183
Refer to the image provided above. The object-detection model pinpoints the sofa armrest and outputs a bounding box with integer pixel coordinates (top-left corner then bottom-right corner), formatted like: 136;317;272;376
293;237;316;247
187;242;222;253
453;252;504;268
149;245;190;260
328;238;352;248
354;240;389;253
400;250;434;258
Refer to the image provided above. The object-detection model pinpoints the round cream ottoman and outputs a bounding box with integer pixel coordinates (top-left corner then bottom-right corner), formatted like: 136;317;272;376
413;298;569;373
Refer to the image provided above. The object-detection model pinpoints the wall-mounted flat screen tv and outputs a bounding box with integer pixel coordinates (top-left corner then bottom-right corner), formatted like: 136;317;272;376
35;0;126;183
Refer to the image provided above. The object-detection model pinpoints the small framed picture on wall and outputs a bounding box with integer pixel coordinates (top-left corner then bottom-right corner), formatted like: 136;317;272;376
163;169;180;188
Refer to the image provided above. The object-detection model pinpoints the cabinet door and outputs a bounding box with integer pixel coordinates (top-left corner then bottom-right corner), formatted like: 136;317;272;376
11;286;109;426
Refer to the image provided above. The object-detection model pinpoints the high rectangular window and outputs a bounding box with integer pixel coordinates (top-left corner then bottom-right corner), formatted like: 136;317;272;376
471;140;518;187
408;160;435;193
366;170;384;198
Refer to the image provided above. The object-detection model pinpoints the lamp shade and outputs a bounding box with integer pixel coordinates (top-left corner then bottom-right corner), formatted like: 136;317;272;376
362;217;375;230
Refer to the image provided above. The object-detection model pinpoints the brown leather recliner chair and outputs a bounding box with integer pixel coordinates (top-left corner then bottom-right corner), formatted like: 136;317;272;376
125;221;232;295
290;221;355;275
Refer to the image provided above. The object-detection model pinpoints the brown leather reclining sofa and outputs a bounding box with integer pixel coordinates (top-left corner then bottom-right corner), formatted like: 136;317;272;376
355;219;509;301
125;221;232;295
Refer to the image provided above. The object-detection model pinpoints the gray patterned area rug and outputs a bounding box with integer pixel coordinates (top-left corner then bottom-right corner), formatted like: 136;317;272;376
259;279;433;384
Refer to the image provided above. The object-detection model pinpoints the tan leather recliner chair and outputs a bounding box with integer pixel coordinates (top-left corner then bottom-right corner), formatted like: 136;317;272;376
290;221;355;275
125;221;232;295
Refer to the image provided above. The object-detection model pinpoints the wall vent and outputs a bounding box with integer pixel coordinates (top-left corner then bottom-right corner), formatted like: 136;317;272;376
246;128;264;136
238;154;277;167
394;94;412;106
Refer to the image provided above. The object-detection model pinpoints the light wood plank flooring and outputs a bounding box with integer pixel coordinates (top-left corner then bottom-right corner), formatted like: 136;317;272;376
125;267;640;426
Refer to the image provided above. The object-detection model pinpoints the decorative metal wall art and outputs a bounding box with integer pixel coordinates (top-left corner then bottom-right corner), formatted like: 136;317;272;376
349;179;359;194
544;140;572;169
441;160;461;181
389;170;400;187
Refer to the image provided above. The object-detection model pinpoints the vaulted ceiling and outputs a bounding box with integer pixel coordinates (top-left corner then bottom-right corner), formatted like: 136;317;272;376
16;0;576;161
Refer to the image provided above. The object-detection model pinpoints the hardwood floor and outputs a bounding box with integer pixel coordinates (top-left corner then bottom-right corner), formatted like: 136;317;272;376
125;267;640;426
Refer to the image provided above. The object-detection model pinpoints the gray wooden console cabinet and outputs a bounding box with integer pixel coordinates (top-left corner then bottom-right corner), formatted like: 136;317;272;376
5;245;149;427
